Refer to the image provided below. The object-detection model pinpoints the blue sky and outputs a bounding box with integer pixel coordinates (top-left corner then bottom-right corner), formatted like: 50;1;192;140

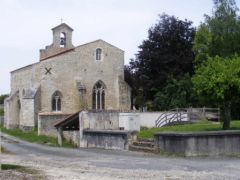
0;0;239;94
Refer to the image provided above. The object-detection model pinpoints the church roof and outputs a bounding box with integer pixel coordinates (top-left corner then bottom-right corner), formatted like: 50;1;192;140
11;62;39;73
11;39;124;72
54;111;81;131
40;39;124;61
40;48;75;61
75;39;124;52
51;23;74;31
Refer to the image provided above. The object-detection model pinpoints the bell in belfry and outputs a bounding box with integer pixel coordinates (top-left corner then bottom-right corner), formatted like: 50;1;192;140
60;37;66;46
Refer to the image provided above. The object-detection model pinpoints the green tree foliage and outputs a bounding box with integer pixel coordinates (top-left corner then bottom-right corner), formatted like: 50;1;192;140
129;14;195;109
193;0;240;64
0;94;8;104
192;56;240;129
193;0;240;122
193;24;212;65
0;109;3;116
154;74;197;110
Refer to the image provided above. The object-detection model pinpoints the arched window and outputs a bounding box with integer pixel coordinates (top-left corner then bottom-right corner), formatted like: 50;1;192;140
92;81;106;110
60;32;66;47
96;48;102;60
52;91;62;112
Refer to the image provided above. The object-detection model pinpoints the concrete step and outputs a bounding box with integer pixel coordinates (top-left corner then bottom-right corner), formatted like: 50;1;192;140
129;144;156;153
132;141;155;148
137;138;154;142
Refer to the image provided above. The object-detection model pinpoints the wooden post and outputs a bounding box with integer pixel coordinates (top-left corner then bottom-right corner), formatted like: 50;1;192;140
203;107;206;118
176;108;179;121
57;127;63;146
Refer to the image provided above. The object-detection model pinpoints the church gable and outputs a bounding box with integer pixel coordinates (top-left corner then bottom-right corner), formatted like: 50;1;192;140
75;39;124;53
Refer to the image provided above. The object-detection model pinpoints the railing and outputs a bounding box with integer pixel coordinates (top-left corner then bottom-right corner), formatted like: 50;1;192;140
187;107;220;122
155;108;188;127
155;107;220;127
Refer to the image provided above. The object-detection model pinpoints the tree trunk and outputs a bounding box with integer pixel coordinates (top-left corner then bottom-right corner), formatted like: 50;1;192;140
223;101;231;130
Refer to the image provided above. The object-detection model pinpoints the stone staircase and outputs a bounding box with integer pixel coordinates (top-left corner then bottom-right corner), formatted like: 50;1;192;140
129;138;157;153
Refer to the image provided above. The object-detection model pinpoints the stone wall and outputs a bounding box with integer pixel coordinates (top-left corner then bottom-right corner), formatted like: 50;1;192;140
7;63;40;130
11;63;40;93
86;111;119;130
4;91;20;129
38;113;79;145
155;131;240;156
40;39;128;113
119;113;140;131
119;77;131;110
82;111;139;131
83;129;136;150
38;113;70;136
138;112;188;128
20;98;35;130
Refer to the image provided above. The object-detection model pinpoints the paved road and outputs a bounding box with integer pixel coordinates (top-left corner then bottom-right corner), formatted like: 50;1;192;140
1;133;240;179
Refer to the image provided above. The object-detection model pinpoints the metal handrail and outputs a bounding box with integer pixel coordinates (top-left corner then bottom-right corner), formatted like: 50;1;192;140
155;107;220;127
155;108;187;127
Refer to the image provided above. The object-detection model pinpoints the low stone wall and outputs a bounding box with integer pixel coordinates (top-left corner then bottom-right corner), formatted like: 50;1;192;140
38;113;79;145
155;131;240;156
82;129;136;150
87;111;119;130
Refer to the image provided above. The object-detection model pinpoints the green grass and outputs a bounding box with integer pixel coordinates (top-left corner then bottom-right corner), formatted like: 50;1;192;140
1;164;41;175
138;120;240;139
1;164;23;170
0;125;76;148
1;146;8;153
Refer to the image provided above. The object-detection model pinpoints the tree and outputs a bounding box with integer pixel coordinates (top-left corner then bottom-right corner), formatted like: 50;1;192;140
0;94;8;104
193;0;240;122
192;56;240;129
154;74;197;110
129;14;196;107
193;0;240;65
193;24;212;65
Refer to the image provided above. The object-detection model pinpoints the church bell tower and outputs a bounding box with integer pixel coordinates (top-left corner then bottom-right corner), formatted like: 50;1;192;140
40;23;74;61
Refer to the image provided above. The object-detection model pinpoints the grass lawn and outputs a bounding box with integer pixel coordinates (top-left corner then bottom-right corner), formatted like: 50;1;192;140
1;164;42;178
138;120;240;139
1;164;36;173
0;125;76;148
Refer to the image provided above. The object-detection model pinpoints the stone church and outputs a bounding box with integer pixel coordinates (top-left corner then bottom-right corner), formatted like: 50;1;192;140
4;23;131;131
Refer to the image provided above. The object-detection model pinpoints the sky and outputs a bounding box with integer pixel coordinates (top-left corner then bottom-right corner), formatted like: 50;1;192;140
0;0;239;94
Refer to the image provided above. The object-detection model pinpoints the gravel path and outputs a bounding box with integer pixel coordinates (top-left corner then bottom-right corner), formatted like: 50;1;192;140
1;133;240;179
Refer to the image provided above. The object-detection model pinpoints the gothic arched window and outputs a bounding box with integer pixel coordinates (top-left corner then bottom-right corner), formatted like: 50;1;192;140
52;91;62;112
92;81;106;110
96;48;102;60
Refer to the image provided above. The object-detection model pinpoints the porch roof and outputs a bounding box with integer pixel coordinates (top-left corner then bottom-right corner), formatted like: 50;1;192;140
54;111;81;131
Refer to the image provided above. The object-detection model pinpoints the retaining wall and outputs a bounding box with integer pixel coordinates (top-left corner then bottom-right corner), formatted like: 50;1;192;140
139;112;188;128
155;131;240;156
82;129;136;150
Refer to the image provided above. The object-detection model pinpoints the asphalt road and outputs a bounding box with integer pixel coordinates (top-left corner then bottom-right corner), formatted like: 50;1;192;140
1;133;240;179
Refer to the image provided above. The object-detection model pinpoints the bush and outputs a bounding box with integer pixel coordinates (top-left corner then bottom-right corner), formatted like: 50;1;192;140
0;108;4;116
